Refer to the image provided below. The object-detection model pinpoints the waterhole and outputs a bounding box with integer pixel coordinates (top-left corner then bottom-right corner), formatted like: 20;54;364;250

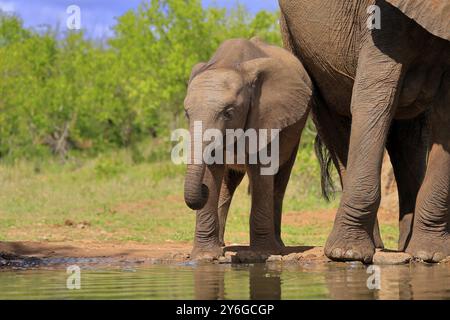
0;260;449;300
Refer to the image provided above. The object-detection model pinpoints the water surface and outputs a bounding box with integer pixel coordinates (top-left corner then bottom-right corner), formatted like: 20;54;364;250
1;262;449;300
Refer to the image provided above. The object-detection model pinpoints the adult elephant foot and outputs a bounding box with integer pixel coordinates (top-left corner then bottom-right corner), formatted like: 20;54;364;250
406;233;450;263
373;236;384;250
275;236;285;249
250;237;284;255
191;244;223;262
325;224;375;264
373;218;385;249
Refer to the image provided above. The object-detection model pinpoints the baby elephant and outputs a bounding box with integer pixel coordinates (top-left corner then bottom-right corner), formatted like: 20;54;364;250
184;37;314;260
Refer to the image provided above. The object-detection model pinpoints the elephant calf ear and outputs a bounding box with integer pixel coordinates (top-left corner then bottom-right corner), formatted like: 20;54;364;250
386;0;450;41
239;57;313;134
188;62;207;84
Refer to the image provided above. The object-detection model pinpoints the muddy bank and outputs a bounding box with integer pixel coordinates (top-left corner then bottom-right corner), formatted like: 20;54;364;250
0;241;447;269
0;241;192;268
0;241;326;267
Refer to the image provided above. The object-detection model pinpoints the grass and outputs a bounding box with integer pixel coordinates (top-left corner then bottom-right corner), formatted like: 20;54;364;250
0;144;400;249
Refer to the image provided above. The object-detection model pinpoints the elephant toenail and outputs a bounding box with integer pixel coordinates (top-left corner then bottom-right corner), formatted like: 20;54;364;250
344;250;353;259
432;252;445;263
332;248;342;257
416;251;430;261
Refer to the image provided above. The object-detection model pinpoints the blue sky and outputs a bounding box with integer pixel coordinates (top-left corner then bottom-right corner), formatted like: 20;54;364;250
0;1;279;38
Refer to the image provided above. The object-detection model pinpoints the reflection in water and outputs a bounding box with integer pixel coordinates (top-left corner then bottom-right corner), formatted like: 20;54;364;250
324;263;450;300
379;264;450;300
324;263;378;300
192;264;281;300
194;264;225;300
0;262;449;299
249;264;281;300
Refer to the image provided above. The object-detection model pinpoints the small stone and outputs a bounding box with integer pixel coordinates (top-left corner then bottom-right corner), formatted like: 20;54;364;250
282;253;300;262
218;256;231;264
267;255;282;262
224;251;237;258
65;219;75;226
440;257;450;264
373;251;412;265
171;252;190;261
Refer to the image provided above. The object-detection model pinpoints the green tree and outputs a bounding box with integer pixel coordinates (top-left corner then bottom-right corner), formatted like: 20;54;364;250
0;1;282;160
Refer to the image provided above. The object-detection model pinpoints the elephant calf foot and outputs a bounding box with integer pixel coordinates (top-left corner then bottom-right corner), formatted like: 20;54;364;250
191;244;223;262
325;224;375;264
406;231;450;263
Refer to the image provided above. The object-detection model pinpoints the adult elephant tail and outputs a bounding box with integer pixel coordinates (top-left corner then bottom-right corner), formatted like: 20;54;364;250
314;133;336;202
310;91;349;202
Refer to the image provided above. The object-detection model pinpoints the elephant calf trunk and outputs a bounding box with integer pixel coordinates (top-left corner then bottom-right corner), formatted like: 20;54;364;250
184;164;209;211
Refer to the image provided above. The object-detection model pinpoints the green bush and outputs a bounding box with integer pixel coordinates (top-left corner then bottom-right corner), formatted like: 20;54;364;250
0;1;283;161
94;157;127;178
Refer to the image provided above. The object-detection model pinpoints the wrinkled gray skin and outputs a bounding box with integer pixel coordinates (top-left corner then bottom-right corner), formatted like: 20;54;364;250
184;38;312;260
280;0;450;263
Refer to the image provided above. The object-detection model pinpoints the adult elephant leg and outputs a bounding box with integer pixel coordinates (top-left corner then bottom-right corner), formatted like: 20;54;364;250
248;165;280;253
313;101;385;249
218;169;245;247
372;219;384;250
192;165;225;260
324;46;404;263
386;116;428;251
274;143;299;247
407;79;450;263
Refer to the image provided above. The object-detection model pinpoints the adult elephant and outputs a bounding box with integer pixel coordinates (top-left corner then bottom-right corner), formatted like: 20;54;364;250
279;0;450;263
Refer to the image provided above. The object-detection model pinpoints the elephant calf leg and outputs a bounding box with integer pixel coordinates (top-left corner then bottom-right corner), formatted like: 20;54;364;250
218;169;245;247
274;143;300;247
248;165;281;253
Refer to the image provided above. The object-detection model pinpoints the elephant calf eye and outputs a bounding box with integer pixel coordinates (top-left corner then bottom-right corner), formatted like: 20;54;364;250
222;106;234;121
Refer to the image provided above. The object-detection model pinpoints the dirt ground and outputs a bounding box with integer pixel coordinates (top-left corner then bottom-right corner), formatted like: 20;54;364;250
0;241;192;262
0;208;402;266
0;240;328;265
